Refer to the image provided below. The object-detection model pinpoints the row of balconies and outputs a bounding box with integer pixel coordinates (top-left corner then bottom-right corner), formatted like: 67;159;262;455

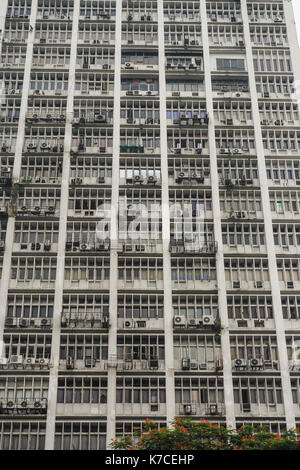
1;203;298;223
5;173;300;190
0;353;297;375
0;399;292;419
0;399;47;415
7;239;300;258
4;315;300;333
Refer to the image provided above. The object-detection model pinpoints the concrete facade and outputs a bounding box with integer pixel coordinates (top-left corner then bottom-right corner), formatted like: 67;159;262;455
0;0;299;450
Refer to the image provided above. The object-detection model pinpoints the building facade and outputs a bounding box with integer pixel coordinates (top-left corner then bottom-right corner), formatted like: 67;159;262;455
0;0;300;451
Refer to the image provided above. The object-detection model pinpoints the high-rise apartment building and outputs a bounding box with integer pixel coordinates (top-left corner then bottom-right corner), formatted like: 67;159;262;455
0;0;300;451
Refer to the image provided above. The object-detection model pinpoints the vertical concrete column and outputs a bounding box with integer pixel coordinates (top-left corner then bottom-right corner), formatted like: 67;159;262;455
241;0;295;430
200;0;236;429
45;0;80;450
0;1;8;55
105;0;122;449
157;0;176;425
284;1;300;82
0;0;37;348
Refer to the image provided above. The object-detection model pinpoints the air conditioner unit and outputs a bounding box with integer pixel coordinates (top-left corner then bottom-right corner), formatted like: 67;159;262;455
235;211;247;219
232;148;242;154
220;148;231;155
80;243;92;252
123;244;133;252
135;245;145;252
124;319;135;328
202;315;214;326
233;281;241;289
133;175;144;184
176;171;188;181
34;358;48;368
209;404;219;415
250;358;264;368
33;400;47;412
182;358;190;370
173;316;186;327
190;362;198;370
149;358;159;369
188;318;197;327
147;176;158;184
24;357;34;366
183;404;193;415
234;358;247;368
85;358;96;368
9;355;23;366
44;241;51;251
0;358;9;367
66;356;74;370
18;318;30;328
287;281;294;289
36;318;52;328
254;281;263;288
196;143;203;154
5;317;17;327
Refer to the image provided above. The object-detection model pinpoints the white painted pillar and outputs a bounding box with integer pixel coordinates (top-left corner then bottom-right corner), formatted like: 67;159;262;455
106;0;122;449
200;0;236;429
45;0;80;450
0;0;37;348
157;0;176;426
241;0;295;430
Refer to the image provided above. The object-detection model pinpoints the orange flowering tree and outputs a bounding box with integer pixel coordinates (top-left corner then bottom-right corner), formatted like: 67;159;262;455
110;417;300;450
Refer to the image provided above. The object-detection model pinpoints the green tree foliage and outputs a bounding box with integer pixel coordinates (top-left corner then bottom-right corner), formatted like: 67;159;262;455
111;417;300;450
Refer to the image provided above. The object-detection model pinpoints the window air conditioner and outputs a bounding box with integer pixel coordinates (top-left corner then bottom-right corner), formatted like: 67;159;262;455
209;404;219;415
176;171;188;182
250;358;264;368
234;358;247;368
0;358;9;367
66;356;74;369
202;315;215;326
44;241;51;251
133;175;144;184
173;315;186;327
254;281;263;288
147;176;158;184
9;354;23;366
183;404;192;415
85;358;96;368
36;318;52;328
124;319;135;328
37;358;49;368
233;281;241;289
5;318;17;327
182;358;190;370
80;243;92;252
18;318;30;328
